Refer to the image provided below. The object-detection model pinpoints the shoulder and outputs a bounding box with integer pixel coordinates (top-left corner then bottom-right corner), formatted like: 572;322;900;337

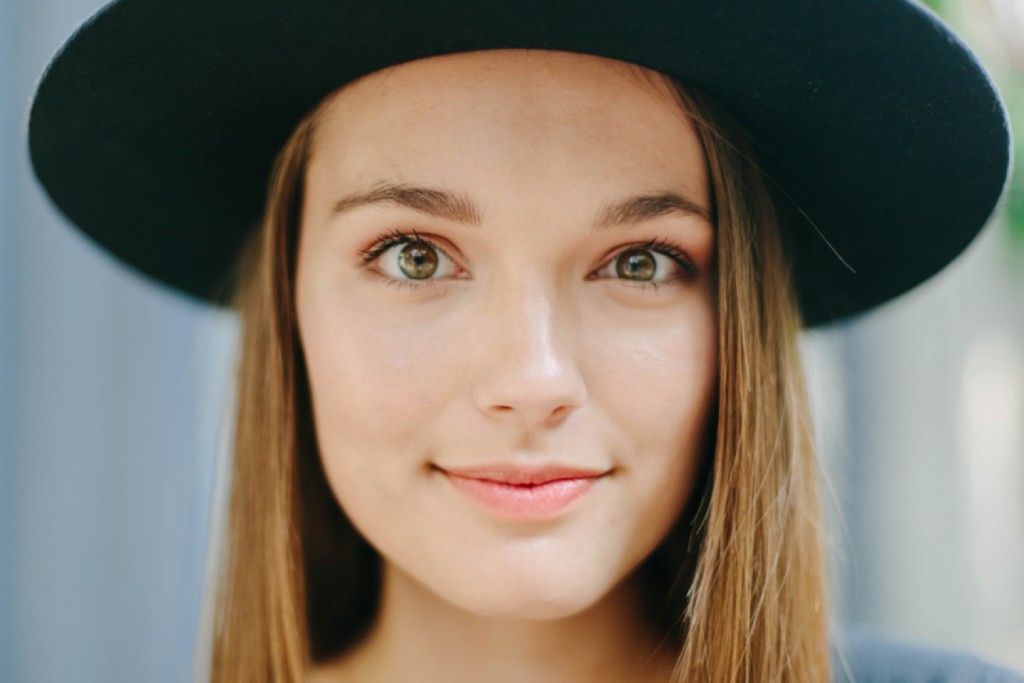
830;623;1024;683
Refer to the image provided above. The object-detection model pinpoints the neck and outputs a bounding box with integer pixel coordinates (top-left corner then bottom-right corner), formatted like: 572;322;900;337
314;561;676;683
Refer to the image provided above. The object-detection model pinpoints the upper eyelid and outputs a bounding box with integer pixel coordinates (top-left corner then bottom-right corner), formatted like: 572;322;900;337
358;230;456;264
638;238;699;275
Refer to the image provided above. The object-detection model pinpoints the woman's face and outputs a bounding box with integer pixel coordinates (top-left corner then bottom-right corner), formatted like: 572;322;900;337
295;50;717;620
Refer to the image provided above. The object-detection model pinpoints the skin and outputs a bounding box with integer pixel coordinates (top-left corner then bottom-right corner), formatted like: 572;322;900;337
296;50;717;683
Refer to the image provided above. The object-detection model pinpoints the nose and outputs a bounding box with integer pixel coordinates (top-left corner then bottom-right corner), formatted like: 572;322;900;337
472;278;588;430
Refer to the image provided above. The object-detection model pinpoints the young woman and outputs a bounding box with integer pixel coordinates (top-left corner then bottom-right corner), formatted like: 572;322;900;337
27;2;1016;681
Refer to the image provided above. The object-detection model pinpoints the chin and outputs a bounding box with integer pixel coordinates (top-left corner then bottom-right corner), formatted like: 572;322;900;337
466;595;604;622
436;571;617;622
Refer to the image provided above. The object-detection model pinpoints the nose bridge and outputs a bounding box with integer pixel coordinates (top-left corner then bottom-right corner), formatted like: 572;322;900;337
473;272;587;427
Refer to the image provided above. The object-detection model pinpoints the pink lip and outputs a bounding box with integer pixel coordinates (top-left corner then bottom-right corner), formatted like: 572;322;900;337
438;464;607;521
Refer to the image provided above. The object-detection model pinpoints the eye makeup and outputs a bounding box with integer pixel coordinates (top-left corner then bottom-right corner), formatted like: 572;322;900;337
356;228;700;293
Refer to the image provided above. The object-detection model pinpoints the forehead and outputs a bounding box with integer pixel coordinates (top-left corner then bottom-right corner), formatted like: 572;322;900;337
319;49;686;116
305;50;708;216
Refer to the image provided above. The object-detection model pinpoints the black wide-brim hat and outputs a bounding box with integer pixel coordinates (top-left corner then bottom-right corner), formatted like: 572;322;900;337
28;0;1012;326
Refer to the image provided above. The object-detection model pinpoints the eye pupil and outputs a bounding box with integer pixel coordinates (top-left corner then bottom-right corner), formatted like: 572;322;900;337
398;242;439;279
616;248;656;281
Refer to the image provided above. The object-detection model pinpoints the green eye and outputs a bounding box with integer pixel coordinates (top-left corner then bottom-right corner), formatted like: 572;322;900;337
594;239;698;290
359;229;458;286
397;241;440;280
615;248;657;281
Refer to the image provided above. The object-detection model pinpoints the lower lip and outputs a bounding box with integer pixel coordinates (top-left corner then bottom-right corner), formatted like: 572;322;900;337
442;472;599;521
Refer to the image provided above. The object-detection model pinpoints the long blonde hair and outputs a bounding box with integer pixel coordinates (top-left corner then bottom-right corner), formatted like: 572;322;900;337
207;74;830;682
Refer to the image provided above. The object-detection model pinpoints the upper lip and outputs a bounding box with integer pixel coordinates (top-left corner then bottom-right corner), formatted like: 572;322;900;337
437;463;610;486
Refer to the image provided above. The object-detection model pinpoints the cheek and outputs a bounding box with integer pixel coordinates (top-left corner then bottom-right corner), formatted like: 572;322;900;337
587;300;717;536
301;298;463;440
590;299;717;447
297;308;446;543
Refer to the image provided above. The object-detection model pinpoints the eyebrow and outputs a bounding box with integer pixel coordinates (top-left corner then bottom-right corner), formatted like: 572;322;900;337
332;183;482;224
331;182;712;230
594;192;713;230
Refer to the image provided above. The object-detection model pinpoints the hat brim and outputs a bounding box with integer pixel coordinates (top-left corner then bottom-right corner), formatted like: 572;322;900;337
28;0;1012;326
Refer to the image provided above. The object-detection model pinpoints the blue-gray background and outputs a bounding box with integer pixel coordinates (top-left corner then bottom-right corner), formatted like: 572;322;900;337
2;0;1023;680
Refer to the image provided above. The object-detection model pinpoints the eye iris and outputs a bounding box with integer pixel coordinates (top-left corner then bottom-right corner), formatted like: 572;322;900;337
616;248;656;281
398;242;439;279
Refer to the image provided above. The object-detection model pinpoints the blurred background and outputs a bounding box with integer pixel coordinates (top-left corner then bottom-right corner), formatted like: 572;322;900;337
1;0;1022;680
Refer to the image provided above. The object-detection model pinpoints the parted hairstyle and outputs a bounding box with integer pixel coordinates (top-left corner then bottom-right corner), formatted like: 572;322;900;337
206;73;830;682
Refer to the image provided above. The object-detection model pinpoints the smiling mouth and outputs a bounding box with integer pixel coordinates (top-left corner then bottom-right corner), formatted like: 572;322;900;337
434;463;609;520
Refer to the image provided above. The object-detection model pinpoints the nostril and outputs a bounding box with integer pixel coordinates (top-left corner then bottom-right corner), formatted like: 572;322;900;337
550;405;571;419
547;404;576;427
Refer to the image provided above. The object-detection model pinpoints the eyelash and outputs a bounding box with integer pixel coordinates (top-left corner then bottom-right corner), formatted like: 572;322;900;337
357;228;698;292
